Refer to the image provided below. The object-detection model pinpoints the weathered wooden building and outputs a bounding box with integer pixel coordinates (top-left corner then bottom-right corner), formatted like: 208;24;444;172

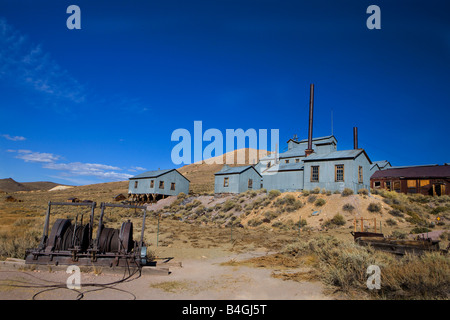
214;165;262;194
370;164;450;196
128;169;190;202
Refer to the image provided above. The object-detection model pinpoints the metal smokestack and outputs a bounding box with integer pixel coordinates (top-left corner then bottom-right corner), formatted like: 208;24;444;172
305;84;314;156
353;127;358;149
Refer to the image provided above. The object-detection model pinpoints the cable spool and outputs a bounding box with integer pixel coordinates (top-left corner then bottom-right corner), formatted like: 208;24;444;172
119;221;134;253
98;227;120;253
47;219;72;251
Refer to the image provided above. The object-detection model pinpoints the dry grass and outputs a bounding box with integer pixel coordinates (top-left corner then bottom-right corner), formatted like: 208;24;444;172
279;235;450;299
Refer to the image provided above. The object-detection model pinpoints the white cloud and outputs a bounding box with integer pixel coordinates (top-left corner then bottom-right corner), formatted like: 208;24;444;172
43;161;132;181
9;149;60;163
45;162;133;180
128;166;147;172
0;18;85;105
1;134;26;141
8;148;133;181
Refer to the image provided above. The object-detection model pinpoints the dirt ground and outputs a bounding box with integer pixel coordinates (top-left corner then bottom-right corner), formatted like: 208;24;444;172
0;250;334;300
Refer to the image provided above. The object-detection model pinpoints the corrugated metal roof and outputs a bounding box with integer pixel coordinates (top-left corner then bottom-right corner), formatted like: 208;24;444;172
303;149;363;162
278;147;307;158
266;162;304;173
130;169;174;179
215;165;260;176
288;135;337;145
299;135;337;144
371;165;450;179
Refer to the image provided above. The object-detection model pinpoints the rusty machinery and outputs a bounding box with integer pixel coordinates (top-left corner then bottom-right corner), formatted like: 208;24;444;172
25;201;150;268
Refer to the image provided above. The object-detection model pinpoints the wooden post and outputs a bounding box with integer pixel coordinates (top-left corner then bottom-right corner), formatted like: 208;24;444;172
354;218;356;232
374;218;377;233
361;217;364;232
157;214;160;247
299;216;302;237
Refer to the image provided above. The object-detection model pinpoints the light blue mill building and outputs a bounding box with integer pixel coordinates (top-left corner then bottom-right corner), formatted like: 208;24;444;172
216;84;384;195
214;165;262;194
128;169;190;202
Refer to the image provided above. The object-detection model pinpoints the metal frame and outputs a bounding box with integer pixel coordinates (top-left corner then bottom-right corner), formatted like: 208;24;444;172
26;201;149;268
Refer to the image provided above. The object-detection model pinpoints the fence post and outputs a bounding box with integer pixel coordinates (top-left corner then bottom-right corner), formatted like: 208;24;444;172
157;214;160;247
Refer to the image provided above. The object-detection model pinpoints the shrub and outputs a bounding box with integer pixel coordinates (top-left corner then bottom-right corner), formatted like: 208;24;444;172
302;190;310;196
307;195;317;203
177;192;187;200
385;218;397;226
342;203;355;212
311;187;321;194
431;206;448;215
268;189;281;199
247;218;263;227
315;198;326;206
389;209;404;217
264;210;279;220
410;226;431;234
358;188;369;195
341;188;354;197
222;200;236;212
331;213;346;226
367;202;382;213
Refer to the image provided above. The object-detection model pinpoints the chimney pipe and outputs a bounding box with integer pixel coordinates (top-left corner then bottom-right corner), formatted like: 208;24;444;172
353;127;358;149
305;84;314;156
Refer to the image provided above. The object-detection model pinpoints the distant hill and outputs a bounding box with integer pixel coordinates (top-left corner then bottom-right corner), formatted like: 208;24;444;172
0;148;267;195
0;178;69;193
178;148;269;194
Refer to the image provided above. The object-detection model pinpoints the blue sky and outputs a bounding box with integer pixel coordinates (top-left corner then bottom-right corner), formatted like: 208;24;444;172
0;0;449;185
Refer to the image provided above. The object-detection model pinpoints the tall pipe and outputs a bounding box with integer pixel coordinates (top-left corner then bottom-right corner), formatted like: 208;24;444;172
353;127;358;149
308;84;314;150
305;84;314;156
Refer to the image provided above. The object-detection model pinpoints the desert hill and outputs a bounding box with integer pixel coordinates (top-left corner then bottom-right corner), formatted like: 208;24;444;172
0;178;70;193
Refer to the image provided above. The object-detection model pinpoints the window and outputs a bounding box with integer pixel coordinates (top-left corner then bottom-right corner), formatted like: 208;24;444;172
159;181;164;189
358;166;363;184
311;166;319;182
150;180;154;188
393;181;401;192
285;160;289;164
374;181;381;188
407;180;417;194
134;181;138;188
248;179;253;189
420;180;430;187
170;182;176;190
223;177;229;187
295;158;300;163
335;164;344;182
385;181;391;191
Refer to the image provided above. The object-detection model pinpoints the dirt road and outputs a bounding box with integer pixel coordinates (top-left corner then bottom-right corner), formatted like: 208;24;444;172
0;251;332;300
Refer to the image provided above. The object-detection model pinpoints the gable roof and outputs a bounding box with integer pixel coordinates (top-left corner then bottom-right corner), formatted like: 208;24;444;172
266;162;304;173
303;149;372;163
371;165;450;179
287;135;337;145
130;169;190;182
214;165;262;177
371;160;391;169
278;146;307;159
